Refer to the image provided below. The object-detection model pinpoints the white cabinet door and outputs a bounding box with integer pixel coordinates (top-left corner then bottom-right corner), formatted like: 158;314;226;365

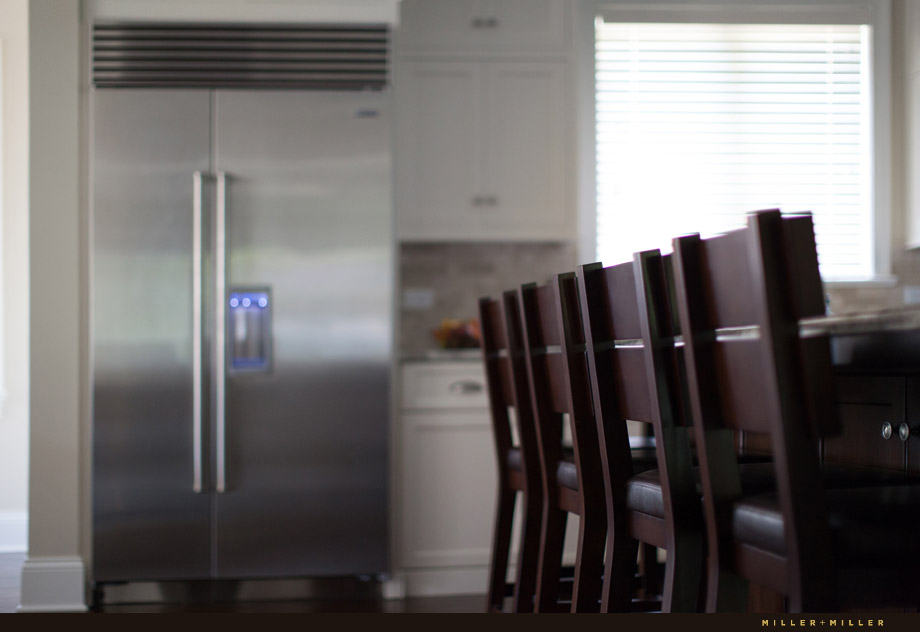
483;62;569;239
395;61;483;240
396;362;581;590
478;0;569;54
399;410;497;568
396;60;571;241
397;0;482;54
398;0;569;57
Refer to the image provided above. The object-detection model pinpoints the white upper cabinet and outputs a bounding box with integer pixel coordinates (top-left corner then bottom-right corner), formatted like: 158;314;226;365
396;60;571;241
394;0;574;242
395;61;483;238
484;62;568;238
397;0;570;57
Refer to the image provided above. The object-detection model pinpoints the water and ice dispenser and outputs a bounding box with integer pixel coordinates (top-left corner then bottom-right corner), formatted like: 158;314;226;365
229;290;271;371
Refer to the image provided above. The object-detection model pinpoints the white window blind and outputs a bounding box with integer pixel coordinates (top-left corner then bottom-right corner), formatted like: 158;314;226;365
595;21;871;280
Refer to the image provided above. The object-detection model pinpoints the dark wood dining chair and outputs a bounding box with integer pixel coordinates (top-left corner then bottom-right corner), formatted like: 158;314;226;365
576;251;703;613
672;209;920;612
479;291;544;612
517;274;608;612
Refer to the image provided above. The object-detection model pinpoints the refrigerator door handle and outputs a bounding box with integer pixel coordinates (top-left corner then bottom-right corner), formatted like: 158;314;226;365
192;170;206;494
215;171;228;493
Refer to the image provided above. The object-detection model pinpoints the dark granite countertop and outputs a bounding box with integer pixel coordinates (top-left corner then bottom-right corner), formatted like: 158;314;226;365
800;305;920;338
400;348;483;363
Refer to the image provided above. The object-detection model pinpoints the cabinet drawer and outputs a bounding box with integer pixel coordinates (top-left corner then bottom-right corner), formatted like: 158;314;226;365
824;376;906;470
402;362;489;409
397;0;570;57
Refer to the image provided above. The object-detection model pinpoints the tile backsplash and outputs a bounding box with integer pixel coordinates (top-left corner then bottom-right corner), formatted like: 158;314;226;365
400;242;577;355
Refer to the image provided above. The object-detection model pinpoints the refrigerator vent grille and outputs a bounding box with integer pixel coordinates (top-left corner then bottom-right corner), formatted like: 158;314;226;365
92;23;389;89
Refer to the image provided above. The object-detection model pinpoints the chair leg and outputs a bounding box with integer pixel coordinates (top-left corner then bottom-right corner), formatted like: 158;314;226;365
571;507;606;612
640;543;662;600
486;486;516;612
600;526;638;612
512;493;542;612
535;506;568;612
705;559;749;613
661;532;704;612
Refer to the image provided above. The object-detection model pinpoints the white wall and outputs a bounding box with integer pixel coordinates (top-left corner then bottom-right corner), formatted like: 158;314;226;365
18;0;85;613
0;0;30;554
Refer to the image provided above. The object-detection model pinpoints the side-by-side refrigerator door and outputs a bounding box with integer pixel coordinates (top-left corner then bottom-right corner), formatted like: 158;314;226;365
92;90;212;582
212;90;392;578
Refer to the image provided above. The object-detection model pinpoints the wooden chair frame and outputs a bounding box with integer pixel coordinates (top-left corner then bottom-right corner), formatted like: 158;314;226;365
671;210;838;612
518;274;607;612
479;291;544;612
577;251;703;612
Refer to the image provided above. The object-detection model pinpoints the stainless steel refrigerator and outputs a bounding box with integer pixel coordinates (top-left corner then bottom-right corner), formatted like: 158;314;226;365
91;32;393;585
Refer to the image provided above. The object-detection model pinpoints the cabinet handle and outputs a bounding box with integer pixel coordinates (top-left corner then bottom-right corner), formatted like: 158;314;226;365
882;422;893;440
192;171;208;493
486;195;498;206
215;171;228;493
471;17;499;28
898;423;920;442
473;195;485;206
449;380;484;395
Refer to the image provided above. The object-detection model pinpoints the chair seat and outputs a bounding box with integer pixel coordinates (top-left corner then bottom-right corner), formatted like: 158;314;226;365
626;462;920;520
732;484;920;566
557;448;658;492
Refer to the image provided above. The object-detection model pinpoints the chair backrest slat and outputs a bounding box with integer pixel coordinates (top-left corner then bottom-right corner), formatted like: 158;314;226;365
712;338;774;433
699;228;758;329
600;263;644;341
598;345;653;423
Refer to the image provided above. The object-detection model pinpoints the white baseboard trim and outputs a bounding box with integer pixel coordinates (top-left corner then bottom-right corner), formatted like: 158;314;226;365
18;556;88;613
0;512;28;553
402;566;488;598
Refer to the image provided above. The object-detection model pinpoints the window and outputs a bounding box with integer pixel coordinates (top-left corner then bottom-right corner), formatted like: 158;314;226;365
592;1;891;282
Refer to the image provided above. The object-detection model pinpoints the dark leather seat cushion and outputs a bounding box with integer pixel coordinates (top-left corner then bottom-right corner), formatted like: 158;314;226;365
732;484;920;566
627;462;779;518
555;447;659;492
626;462;920;519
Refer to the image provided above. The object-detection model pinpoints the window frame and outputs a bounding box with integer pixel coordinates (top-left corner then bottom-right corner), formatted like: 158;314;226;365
576;0;893;284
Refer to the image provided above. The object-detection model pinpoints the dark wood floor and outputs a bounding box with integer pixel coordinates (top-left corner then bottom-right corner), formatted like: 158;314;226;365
0;553;485;613
97;594;487;613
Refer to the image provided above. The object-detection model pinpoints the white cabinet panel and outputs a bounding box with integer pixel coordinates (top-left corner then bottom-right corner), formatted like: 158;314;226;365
396;60;572;241
480;0;569;54
400;410;496;568
398;0;569;57
484;62;568;236
397;0;480;53
395;61;483;238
